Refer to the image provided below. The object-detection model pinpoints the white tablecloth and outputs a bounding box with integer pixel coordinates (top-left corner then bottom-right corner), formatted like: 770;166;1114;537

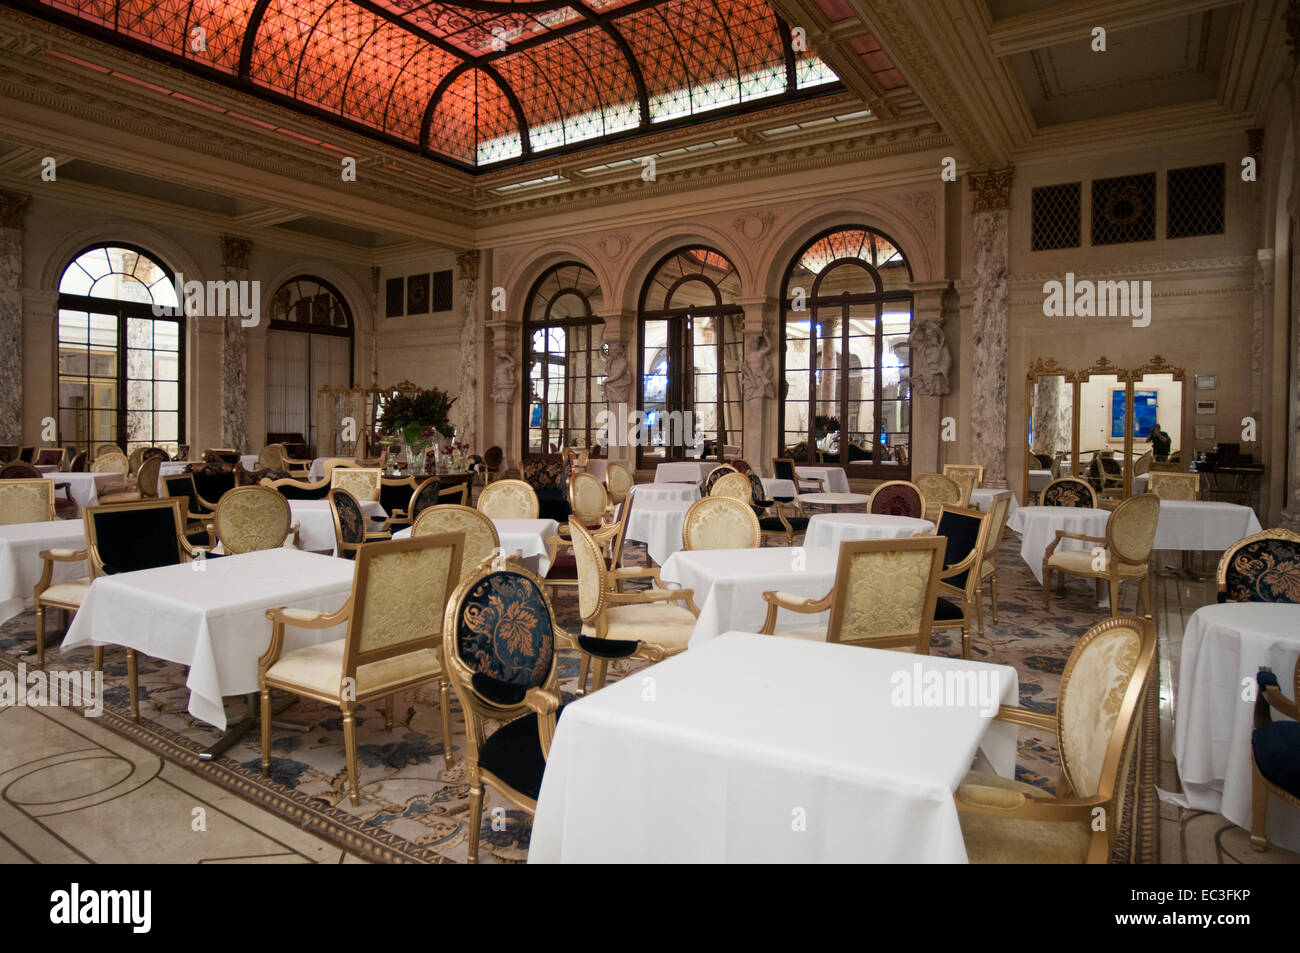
761;477;797;499
1152;500;1262;551
654;461;718;484
0;519;86;624
1007;505;1110;585
43;472;118;515
307;457;356;482
1166;603;1300;851
34;464;58;474
629;483;700;504
529;631;1019;863
625;500;692;566
239;454;260;471
797;492;870;510
805;514;935;550
969;488;1018;516
660;545;840;645
394;518;558;576
62;549;354;730
289;499;387;554
796;466;850;493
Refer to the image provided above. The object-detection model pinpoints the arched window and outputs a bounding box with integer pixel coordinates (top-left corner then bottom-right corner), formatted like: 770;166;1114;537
266;277;353;454
523;263;606;456
780;227;913;477
57;244;183;457
638;248;743;466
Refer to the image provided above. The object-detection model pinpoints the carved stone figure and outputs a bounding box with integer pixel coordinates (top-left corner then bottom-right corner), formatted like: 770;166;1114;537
602;340;632;405
741;334;776;400
491;349;517;403
909;320;952;396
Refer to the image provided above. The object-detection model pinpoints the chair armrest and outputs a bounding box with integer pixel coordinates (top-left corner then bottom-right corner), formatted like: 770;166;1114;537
759;588;834;634
611;566;660;581
525;686;563;759
990;704;1056;733
180;537;213;559
608;587;700;616
941;549;982;578
1043;530;1105;559
259;600;353;671
39;547;87;562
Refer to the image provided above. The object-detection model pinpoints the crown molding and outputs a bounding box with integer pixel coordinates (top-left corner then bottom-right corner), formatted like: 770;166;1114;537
1009;255;1257;285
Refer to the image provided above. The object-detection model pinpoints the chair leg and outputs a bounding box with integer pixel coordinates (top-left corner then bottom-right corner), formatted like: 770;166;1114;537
1141;573;1153;621
34;604;45;669
576;653;591;696
467;782;483;864
1251;761;1270;851
593;658;610;691
384;694;394;731
439;676;454;770
1042;566;1052;611
260;686;272;774
961;621;971;660
1108;577;1120;619
975;585;986;639
126;649;139;721
92;645;104;672
989;573;999;624
342;706;359;806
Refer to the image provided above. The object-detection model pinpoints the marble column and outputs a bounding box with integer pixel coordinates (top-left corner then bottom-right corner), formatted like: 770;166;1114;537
736;297;776;470
1031;376;1071;458
485;317;520;473
219;235;252;452
906;280;952;477
452;251;480;449
596;308;636;470
0;190;29;445
967;168;1014;489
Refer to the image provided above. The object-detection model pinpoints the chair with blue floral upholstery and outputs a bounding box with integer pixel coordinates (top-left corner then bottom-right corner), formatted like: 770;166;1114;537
329;488;391;559
441;554;562;862
1217;529;1300;605
1250;659;1300;851
261;533;464;804
1041;476;1097;509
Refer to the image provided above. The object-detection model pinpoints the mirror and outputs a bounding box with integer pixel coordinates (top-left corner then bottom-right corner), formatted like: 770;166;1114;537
1127;357;1186;495
1024;359;1075;502
1076;357;1125;502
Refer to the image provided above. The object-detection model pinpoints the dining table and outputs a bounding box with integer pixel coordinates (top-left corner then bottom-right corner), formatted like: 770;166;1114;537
41;472;120;516
1152;499;1262;552
629;483;700;504
624;499;692;566
529;631;1020;863
653;461;719;484
0;518;86;626
394;517;559;576
804;513;935;549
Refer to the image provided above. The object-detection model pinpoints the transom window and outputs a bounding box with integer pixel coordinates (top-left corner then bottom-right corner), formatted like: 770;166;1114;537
524;263;606;456
780;227;913;478
57;244;183;457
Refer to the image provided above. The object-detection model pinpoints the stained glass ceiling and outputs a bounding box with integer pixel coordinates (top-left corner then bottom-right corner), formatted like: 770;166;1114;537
26;0;843;171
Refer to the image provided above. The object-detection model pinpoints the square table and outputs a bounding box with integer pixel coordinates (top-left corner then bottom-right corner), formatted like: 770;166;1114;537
629;483;700;504
529;631;1020;863
62;549;354;731
624;499;692;566
289;499;387;554
1165;602;1300;852
804;513;934;550
1152;500;1262;552
654;461;718;484
1007;505;1110;585
660;545;840;645
393;517;558;576
42;472;119;516
0;519;86;625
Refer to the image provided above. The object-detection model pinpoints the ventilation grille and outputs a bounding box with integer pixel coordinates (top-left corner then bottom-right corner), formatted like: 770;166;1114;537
1091;172;1156;245
385;277;403;318
432;270;453;312
1031;182;1081;251
1168;163;1225;238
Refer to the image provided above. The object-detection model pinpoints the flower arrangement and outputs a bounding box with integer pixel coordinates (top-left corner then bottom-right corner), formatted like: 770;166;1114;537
378;388;457;447
441;440;471;472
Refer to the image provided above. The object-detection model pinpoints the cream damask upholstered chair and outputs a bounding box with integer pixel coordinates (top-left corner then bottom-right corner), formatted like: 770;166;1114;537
682;495;760;551
569;521;699;694
1041;476;1097;508
709;471;754;505
956;616;1155;863
477;479;540;519
91;451;134;500
976;492;1013;632
261;532;464;804
1043;493;1160;619
567;471;609;529
758;536;945;650
209;485;294;554
92;450;128;475
0;478;54;524
700;464;737;496
318;457;358;479
412;504;500;579
258;443;310;477
330;467;382;503
441;555;562;862
1147;471;1199;501
135;455;163;500
605;462;635;505
942;464;982;505
914;473;961;523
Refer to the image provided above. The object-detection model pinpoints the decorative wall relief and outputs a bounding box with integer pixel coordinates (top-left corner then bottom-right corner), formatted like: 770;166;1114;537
740;333;776;400
491;348;517;404
907;320;952;396
733;212;776;242
602;339;632;405
598;233;631;260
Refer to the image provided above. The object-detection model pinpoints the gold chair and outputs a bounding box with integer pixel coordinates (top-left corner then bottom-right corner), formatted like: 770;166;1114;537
758;536;945;649
772;457;825;493
329;467;382;503
477;479;539;519
135;455;163;500
412;504;500;577
605;461;635;505
682;495;760;551
1042;493;1159;619
1147;471;1199;501
328;488;391;559
930;505;992;659
91;451;134;500
914;473;961;523
566;471;609;530
976;492;1014;633
1041;476;1097;508
1250;660;1300;851
956;616;1155;863
318;457;358;480
942;464;983;504
569;521;699;694
261;532;464;804
0;478;54;524
709;471;754;505
209;485;294;554
700;464;737;496
1215;528;1300;604
868;480;926;519
441;554;563;862
258;443;311;477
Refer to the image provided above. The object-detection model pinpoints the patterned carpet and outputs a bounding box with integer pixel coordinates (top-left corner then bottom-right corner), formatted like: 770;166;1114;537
0;535;1157;863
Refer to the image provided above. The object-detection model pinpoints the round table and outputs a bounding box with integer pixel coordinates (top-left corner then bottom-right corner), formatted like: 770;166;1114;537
1167;603;1300;852
797;492;870;512
804;513;935;549
1006;505;1110;585
630;483;700;504
625;499;692;566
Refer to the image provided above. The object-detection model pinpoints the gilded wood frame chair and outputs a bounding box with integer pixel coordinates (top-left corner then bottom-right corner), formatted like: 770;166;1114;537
956;616;1156;863
258;443;311;477
441;554;561;862
976;492;1014;632
1147;471;1200;501
412;504;500;578
261;532;464;804
1215;528;1300;604
34;447;65;468
758;536;945;650
373;476;418;532
700;463;737;496
329;487;391;559
1043;493;1160;620
868;480;925;519
605;461;635;505
1041;476;1097;508
0;478;54;524
329;467;382;503
943;463;985;494
480;445;503;486
406;476;468;526
1250;660;1300;851
569;520;699;695
914;473;962;523
209;485;295;555
477;479;540;520
162;472;219;546
772;457;825;493
682;495;761;551
930;505;992;659
566;471;609;530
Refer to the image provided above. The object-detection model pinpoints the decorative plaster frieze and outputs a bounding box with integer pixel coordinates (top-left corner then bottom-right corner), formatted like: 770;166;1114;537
733;212;776;241
968;167;1014;213
597;232;632;260
457;250;481;282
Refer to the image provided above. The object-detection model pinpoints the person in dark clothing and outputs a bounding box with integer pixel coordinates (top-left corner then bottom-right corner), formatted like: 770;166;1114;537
1148;422;1172;462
